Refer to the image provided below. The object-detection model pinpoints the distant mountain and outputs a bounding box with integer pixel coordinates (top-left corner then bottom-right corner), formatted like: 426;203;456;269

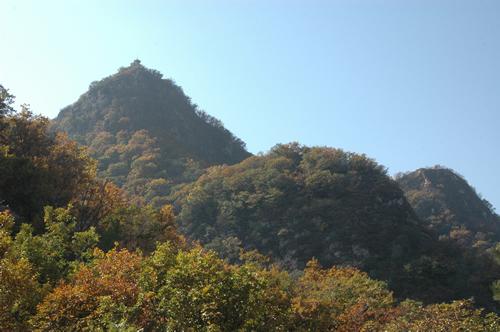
396;166;500;249
52;60;251;204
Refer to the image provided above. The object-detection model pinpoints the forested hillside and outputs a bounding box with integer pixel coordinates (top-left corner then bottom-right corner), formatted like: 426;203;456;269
397;166;500;250
1;71;500;330
172;143;430;272
171;143;500;309
52;60;250;206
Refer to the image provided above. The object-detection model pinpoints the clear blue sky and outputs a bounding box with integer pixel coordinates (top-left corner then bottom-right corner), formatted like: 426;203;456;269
1;0;500;209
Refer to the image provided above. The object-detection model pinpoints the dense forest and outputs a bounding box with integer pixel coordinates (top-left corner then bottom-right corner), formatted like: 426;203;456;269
170;144;500;309
52;60;250;207
397;167;500;250
1;62;500;331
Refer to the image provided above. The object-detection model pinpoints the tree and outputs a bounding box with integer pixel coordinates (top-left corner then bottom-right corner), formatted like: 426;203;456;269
0;105;96;226
291;259;394;331
380;300;500;332
0;257;43;330
13;206;99;283
0;85;14;142
491;243;500;302
31;248;142;331
138;243;292;331
98;204;185;253
0;211;43;330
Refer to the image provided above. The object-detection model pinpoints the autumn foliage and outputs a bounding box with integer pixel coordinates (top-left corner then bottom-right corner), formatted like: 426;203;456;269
1;80;499;330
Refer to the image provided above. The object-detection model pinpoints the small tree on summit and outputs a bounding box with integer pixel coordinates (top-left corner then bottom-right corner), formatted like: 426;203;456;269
0;85;14;117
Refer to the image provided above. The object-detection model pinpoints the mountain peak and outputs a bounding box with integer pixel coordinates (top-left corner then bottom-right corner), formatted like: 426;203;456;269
397;166;500;248
52;63;251;204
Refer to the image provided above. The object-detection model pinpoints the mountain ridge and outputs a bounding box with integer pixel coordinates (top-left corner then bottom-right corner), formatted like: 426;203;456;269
52;60;251;204
47;62;500;310
397;166;500;249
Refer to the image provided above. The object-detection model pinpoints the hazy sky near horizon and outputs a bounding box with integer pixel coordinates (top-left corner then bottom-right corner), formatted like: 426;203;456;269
1;0;500;208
